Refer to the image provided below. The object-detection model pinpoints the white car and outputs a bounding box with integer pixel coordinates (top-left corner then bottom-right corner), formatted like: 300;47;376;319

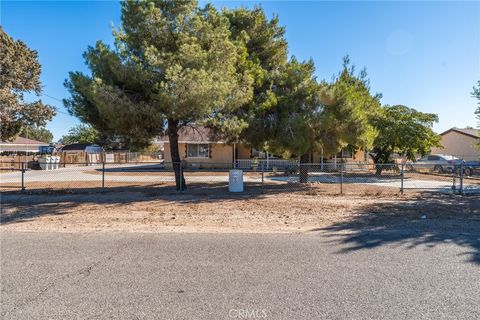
406;154;463;173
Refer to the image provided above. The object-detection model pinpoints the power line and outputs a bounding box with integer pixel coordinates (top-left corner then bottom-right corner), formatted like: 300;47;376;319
3;75;71;115
41;93;63;103
39;93;70;115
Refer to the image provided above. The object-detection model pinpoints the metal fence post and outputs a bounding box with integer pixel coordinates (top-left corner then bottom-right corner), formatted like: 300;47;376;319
400;163;404;195
102;161;105;189
340;163;344;195
179;161;183;192
451;166;457;192
261;162;264;192
21;162;25;192
459;162;464;195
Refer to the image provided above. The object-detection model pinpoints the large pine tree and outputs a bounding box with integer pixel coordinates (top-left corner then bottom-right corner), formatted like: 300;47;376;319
64;0;253;189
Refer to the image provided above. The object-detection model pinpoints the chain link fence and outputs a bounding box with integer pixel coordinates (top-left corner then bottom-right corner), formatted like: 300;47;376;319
1;161;479;195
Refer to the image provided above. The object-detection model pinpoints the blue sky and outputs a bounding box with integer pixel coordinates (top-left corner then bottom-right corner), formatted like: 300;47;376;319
2;0;479;141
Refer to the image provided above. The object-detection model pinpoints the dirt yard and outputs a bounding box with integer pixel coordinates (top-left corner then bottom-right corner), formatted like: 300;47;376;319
2;188;479;233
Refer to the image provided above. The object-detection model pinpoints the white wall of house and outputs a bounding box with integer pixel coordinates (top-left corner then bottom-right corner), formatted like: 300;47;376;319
0;144;46;153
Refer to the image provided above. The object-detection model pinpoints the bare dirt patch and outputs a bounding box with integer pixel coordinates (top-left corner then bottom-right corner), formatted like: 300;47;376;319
2;187;478;233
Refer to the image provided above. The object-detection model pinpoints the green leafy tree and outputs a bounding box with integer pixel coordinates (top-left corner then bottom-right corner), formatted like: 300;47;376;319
0;27;55;141
59;124;100;145
370;105;441;173
473;81;480;148
64;0;253;189
20;126;54;143
473;81;480;122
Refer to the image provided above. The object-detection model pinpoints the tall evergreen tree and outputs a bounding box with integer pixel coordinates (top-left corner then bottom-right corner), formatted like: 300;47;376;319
318;56;381;155
213;11;381;170
240;56;382;181
64;0;253;189
206;6;289;145
0;27;55;141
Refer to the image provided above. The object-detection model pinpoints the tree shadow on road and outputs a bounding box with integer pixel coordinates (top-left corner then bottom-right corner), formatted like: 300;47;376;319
314;193;480;264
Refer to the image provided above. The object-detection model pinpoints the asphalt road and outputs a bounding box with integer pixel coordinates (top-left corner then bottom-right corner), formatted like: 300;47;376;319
1;231;479;320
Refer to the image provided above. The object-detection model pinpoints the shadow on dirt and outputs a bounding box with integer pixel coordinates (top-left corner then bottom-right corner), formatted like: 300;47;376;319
313;193;480;264
0;182;314;225
2;184;479;266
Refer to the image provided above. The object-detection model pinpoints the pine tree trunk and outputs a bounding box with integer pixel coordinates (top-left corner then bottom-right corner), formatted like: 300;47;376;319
168;119;186;190
299;153;310;183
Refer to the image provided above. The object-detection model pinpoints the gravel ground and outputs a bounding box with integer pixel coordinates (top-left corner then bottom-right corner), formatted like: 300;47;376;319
1;190;479;233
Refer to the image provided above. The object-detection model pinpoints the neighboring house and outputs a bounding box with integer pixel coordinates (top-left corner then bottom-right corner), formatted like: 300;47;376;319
311;148;368;163
59;143;104;164
430;128;479;161
0;137;49;154
159;127;252;168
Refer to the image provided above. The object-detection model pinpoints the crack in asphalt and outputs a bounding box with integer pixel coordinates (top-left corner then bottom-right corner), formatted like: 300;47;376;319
2;243;125;318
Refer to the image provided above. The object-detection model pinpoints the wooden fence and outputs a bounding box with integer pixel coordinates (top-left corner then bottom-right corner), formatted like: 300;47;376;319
0;151;163;170
0;155;37;170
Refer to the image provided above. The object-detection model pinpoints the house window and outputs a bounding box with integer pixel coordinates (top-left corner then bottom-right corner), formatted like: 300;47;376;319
187;143;209;158
336;149;353;158
251;148;266;158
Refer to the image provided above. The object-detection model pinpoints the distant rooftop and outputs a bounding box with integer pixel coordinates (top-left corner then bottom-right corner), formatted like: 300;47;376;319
59;143;103;151
441;127;479;139
0;136;49;145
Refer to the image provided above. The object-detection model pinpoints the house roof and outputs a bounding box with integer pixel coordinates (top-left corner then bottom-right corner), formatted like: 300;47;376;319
440;128;479;139
0;136;49;146
159;126;224;144
60;143;103;151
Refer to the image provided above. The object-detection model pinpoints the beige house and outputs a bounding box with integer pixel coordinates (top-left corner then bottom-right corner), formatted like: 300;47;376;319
311;149;368;163
160;127;369;169
430;128;479;161
160;127;251;168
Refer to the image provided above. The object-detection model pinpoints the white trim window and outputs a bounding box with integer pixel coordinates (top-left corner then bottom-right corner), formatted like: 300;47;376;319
187;143;209;158
251;148;266;158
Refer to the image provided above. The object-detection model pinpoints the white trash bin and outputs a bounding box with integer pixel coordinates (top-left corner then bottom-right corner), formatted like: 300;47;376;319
38;157;47;170
39;156;50;170
229;169;244;192
46;156;53;170
53;156;60;169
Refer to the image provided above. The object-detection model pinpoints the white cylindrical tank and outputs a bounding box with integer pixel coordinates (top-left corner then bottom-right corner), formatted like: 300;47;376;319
229;169;244;192
46;156;53;170
39;156;51;170
53;156;60;169
38;157;48;170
